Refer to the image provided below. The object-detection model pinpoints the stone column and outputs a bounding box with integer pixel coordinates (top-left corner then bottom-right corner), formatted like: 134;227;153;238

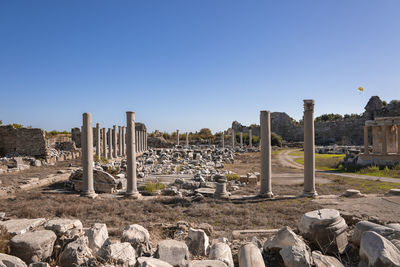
186;132;189;147
81;113;96;197
397;125;400;155
303;100;317;197
108;128;113;159
102;128;107;159
95;123;101;157
259;111;273;198
240;132;243;148
113;125;118;158
364;126;369;155
126;112;141;198
176;130;179;146
135;130;138;153
118;126;123;157
222;133;225;148
139;131;143;152
121;126;126;156
232;130;235;147
249;129;252;147
382;125;388;155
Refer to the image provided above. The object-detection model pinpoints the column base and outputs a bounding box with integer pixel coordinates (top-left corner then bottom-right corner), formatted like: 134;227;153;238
258;192;274;198
301;191;318;198
125;191;142;199
81;191;97;199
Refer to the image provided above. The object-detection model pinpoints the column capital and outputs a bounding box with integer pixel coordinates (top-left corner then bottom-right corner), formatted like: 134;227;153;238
303;99;315;111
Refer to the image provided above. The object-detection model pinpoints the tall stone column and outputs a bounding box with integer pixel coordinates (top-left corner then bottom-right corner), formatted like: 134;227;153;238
121;126;126;156
135;130;138;153
364;126;369;155
102;128;107;159
249;129;252;147
118;126;123;157
176;130;180;146
81;113;96;198
232;130;235;147
108;128;113;159
145;129;148;150
96;123;101;157
382;125;388;155
113;125;118;158
139;131;143;152
126;112;141;198
397;125;400;155
240;132;243;148
186;132;189;147
303;100;317;197
259;111;273;198
222;133;225;148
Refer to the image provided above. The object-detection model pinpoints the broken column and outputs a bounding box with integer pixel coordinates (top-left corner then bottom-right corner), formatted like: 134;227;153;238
214;174;229;199
126;112;141;199
108;128;113;159
121;126;126;156
222;133;225;148
240;132;243;148
118;126;123;157
176;130;180;146
186;132;189;147
81;113;96;197
113;125;118;158
303;99;317;197
249;129;252;147
259;110;273;198
231;130;235;147
398;125;400;155
96;123;101;157
102;128;107;159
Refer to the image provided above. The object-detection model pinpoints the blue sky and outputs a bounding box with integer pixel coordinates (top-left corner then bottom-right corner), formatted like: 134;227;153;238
1;1;399;133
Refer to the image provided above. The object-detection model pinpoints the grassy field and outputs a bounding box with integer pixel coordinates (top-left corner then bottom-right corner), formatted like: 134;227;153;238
289;151;345;171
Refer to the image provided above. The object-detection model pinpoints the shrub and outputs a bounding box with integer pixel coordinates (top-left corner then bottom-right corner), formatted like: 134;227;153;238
226;173;239;181
10;123;23;129
315;114;343;122
145;182;166;193
271;132;283;147
393;163;400;170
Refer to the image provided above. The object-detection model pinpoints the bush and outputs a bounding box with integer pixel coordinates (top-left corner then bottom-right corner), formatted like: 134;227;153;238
226;173;239;181
315;114;343;122
145;182;166;193
271;132;283;147
359;165;379;174
10;123;23;129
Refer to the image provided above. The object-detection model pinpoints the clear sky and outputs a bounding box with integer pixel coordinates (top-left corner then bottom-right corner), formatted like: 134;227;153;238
1;1;399;133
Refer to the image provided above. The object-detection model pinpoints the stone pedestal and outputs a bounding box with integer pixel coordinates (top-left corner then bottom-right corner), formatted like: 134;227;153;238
259;111;273;198
126;112;141;199
96;123;101;157
303;99;317;197
213;175;229;199
298;209;348;254
102;128;107;159
81;113;96;198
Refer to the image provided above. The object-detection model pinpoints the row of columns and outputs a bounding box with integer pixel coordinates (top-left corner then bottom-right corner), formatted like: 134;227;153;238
259;100;317;198
81;112;141;198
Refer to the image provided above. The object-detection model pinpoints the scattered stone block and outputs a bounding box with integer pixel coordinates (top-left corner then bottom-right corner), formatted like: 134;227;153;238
155;240;189;267
352;221;400;248
104;242;136;267
59;236;94;267
136;257;173;267
0;253;27;267
386;189;400;196
121;224;151;256
188;260;228;267
238;243;264;267
341;189;365;198
28;263;50;267
312;251;344;267
44;218;83;238
85;223;110;257
185;228;209;256
0;218;46;236
209;242;234;267
70;169;123;193
10;230;57;264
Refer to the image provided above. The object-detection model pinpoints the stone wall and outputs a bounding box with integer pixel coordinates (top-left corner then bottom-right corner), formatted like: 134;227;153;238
0;126;47;157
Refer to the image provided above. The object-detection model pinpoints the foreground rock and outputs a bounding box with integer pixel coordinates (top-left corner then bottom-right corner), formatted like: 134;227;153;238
85;223;110;257
0;218;46;236
104;242;136;267
359;231;400;267
155;240;190;267
136;257;173;267
298;209;348;254
59;236;94;267
352;221;400;250
209;242;234;267
70;169;124;193
311;251;344;267
44;218;83;238
188;260;228;267
10;230;57;264
0;253;27;267
121;224;151;256
238;243;264;267
185;228;209;256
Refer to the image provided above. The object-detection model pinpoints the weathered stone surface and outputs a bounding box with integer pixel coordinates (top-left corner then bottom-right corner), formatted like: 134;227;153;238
0;126;47;157
0;253;27;267
185;228;209;256
0;218;46;235
352;221;400;248
104;242;136;267
238;243;264;267
121;224;151;256
28;263;50;267
187;260;228;267
70;169;122;193
359;231;400;267
264;226;304;251
10;230;56;264
44;218;83;237
155;240;190;267
85;223;110;257
298;209;348;254
312;251;344;267
279;245;312;267
342;189;364;198
209;242;234;267
59;236;94;267
136;257;173;267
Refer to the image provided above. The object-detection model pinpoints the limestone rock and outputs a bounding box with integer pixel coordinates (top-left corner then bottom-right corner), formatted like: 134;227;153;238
28;263;50;267
187;260;228;267
10;230;57;264
121;224;151;256
104;242;136;267
155;240;190;267
85;223;110;257
209;242;234;267
185;228;209;256
0;253;27;267
238;243;264;267
341;189;364;198
352;221;400;249
264;226;304;251
44;218;83;238
136;257;173;267
359;231;400;267
0;218;46;236
70;169;122;193
311;251;344;267
279;245;312;267
298;209;348;254
59;236;94;267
